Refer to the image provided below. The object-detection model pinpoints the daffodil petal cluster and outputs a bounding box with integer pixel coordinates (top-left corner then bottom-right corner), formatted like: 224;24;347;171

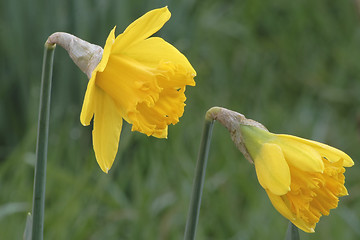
80;7;196;173
240;125;354;232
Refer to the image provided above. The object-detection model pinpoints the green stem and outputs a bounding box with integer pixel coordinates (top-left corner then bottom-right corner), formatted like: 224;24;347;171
184;113;215;240
285;222;300;240
31;42;55;240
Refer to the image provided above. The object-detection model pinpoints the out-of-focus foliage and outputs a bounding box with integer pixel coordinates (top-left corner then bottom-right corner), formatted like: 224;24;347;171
1;0;360;239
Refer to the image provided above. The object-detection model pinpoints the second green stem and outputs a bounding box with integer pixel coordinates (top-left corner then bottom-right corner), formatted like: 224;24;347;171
183;113;215;240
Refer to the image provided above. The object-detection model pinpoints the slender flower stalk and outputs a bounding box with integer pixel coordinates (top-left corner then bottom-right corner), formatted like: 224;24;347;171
184;113;214;240
31;41;56;240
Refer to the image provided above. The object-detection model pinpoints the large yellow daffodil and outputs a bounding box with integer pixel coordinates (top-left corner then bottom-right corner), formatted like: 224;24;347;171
80;7;196;173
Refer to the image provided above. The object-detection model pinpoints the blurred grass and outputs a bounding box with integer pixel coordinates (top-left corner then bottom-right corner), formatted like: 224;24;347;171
1;0;360;239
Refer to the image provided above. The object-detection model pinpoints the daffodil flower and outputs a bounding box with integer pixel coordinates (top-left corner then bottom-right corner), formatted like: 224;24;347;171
47;7;196;172
79;7;195;172
240;125;354;233
208;107;354;233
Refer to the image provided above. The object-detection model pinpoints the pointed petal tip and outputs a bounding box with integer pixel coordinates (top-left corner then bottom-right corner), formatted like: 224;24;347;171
160;6;171;19
80;116;88;126
344;158;354;167
99;164;110;174
162;6;170;13
293;222;315;233
110;26;116;36
80;118;87;126
148;6;171;20
80;110;93;126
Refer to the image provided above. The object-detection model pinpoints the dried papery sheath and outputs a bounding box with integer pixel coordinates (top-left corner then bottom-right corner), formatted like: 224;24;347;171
47;32;103;78
207;106;267;163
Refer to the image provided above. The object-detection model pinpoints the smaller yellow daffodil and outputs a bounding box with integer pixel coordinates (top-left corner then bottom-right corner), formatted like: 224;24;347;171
47;7;196;173
240;125;353;232
207;107;354;233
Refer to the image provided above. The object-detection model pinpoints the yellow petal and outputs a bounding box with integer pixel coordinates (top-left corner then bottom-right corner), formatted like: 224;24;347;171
80;27;116;126
276;135;324;173
124;37;196;78
305;140;353;167
292;218;316;233
278;134;354;167
97;27;116;73
80;76;96;126
92;89;123;173
266;190;295;221
112;7;171;52
254;143;291;195
266;190;315;233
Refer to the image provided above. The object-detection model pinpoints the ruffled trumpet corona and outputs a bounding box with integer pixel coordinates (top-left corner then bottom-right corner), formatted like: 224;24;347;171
47;7;196;173
207;107;354;233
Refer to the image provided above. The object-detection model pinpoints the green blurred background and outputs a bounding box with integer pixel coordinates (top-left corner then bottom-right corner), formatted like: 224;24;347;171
1;0;360;239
